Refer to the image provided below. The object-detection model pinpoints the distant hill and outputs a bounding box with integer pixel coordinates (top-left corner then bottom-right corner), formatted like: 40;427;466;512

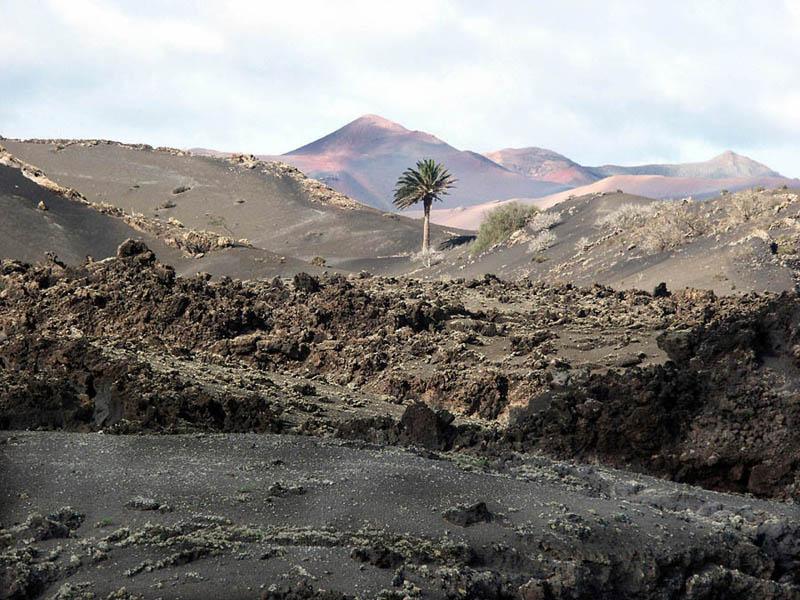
589;150;782;179
267;115;565;211
485;147;786;191
540;173;797;206
484;147;600;186
197;116;792;216
2;139;467;274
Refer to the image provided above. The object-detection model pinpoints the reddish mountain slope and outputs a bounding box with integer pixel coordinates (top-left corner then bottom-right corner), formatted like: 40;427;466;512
266;115;565;211
485;147;600;186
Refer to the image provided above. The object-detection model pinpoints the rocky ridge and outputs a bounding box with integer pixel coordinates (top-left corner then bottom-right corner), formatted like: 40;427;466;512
1;242;800;598
1;243;799;500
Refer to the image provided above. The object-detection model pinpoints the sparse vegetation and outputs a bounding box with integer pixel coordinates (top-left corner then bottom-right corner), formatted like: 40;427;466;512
528;210;562;232
596;203;655;230
773;235;797;255
639;200;707;253
589;190;798;261
575;236;591;253
528;229;557;253
472;202;539;253
669;200;708;237
410;248;444;265
726;191;763;223
310;256;327;267
596;199;710;254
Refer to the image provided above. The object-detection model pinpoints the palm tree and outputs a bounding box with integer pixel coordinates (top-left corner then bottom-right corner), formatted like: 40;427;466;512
393;159;456;256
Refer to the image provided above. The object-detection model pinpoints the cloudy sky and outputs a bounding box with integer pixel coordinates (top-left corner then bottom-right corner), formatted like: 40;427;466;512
2;1;798;175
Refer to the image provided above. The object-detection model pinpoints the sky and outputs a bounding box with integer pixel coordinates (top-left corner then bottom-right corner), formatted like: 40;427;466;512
1;1;798;176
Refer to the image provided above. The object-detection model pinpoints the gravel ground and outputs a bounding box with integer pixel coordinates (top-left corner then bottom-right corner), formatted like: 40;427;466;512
2;432;799;599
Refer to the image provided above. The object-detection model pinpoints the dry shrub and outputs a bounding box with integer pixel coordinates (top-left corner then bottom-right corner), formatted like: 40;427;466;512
598;199;711;254
528;210;562;232
726;191;764;224
473;202;539;253
528;230;557;253
596;204;655;230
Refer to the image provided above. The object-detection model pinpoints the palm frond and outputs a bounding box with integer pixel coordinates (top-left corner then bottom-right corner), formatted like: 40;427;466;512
392;158;457;209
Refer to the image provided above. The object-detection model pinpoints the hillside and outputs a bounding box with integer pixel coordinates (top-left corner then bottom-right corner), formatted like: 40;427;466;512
591;150;783;179
5;137;798;295
427;171;799;230
425;188;800;294
0;161;180;267
0;145;334;279
484;147;600;186
2;139;465;273
270;115;566;210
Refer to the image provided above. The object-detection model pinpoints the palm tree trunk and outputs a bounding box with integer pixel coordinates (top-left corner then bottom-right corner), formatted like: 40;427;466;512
422;198;431;255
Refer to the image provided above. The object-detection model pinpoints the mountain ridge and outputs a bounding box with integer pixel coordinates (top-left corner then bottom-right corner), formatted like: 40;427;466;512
191;114;792;217
266;115;566;210
484;146;600;185
589;150;782;179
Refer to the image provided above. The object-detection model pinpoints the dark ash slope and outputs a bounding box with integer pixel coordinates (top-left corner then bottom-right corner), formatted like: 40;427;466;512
2;139;465;271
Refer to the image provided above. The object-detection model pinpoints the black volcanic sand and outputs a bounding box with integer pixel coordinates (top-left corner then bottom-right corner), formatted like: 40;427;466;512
1;140;464;269
0;164;182;268
1;431;799;599
0;161;331;281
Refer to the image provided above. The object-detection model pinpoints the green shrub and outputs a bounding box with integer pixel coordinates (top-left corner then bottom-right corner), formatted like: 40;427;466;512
472;202;538;253
774;235;797;255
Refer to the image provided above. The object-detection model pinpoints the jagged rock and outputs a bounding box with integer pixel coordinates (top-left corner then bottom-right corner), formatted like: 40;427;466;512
398;403;455;450
442;502;493;527
653;281;670;297
293;272;320;294
115;239;153;262
2;258;800;500
657;329;695;363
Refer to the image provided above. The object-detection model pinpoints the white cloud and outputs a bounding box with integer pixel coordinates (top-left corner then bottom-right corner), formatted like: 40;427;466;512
47;0;226;57
0;0;797;176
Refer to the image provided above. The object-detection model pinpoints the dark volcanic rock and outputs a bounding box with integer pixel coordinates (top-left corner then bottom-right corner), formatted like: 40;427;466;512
1;255;800;499
442;501;494;527
653;281;671;297
115;239;154;264
293;272;320;294
398;402;456;450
